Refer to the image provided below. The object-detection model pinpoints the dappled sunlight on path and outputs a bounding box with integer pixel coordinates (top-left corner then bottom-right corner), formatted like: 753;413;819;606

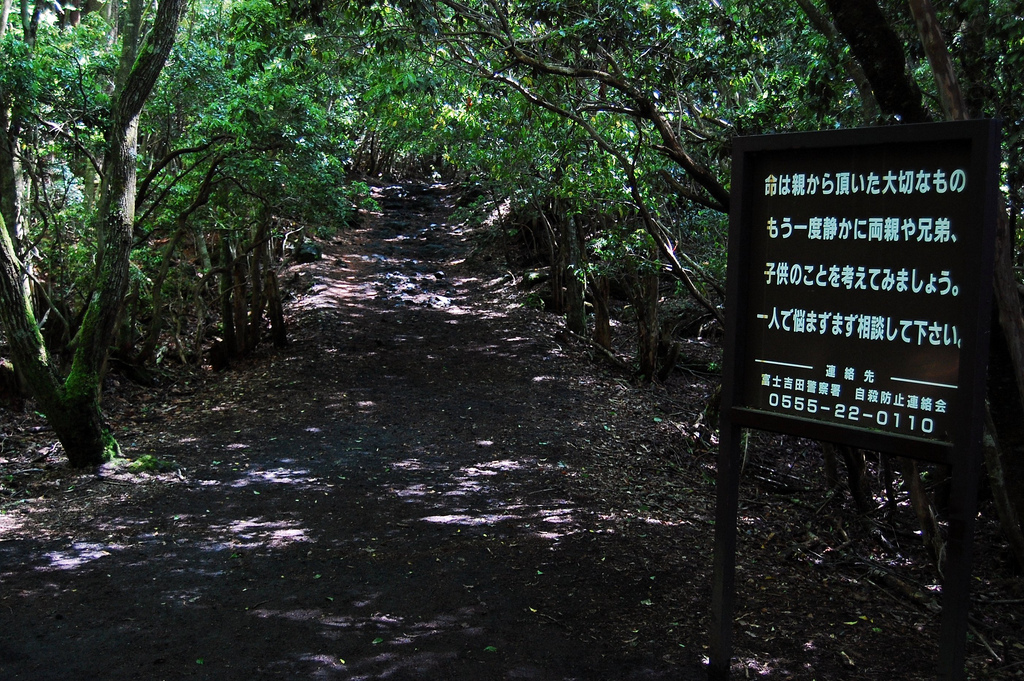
0;183;706;680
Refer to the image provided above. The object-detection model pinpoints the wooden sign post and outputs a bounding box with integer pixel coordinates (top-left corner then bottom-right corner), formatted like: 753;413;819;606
710;120;1001;681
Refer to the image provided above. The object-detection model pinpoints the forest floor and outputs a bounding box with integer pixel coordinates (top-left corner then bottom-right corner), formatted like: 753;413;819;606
1;183;1022;680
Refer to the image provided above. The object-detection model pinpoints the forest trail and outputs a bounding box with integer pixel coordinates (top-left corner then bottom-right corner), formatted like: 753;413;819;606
0;184;710;680
3;183;1004;680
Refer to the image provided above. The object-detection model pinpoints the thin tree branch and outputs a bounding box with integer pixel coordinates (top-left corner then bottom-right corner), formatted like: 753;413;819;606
31;114;104;178
136;134;234;208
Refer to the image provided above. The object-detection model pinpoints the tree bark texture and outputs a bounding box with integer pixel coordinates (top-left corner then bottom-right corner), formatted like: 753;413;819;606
907;0;966;121
898;458;943;571
840;445;873;514
265;267;287;348
0;0;31;242
0;214;62;409
549;207;567;315
0;213;107;465
219;236;237;356
823;442;841;490
0;0;12;41
231;243;249;354
246;245;265;353
824;0;929;123
0;112;26;244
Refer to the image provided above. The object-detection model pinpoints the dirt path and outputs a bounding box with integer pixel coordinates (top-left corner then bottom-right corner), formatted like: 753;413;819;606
3;184;1020;680
0;185;709;680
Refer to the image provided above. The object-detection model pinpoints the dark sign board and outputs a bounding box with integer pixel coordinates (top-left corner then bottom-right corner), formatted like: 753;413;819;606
710;120;1001;681
723;121;1000;464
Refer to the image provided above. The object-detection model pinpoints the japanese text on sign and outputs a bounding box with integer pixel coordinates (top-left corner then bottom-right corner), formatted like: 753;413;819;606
764;168;967;197
739;145;976;443
765;215;956;242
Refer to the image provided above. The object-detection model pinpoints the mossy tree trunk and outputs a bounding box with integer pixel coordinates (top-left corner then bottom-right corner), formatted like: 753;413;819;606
0;213;108;466
0;0;186;467
0;0;37;252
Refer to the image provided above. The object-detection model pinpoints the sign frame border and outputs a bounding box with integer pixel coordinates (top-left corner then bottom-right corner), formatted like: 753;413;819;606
709;120;1001;681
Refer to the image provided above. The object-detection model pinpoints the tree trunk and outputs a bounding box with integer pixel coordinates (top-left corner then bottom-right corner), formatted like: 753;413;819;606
246;257;266;353
822;442;873;512
139;156;221;363
901;457;946;571
0;0;186;467
880;454;898;514
563;215;587;337
0;0;12;42
823;443;841;489
0;112;26;246
231;239;249;355
591;274;611;351
194;225;213;272
0;0;29;248
632;253;659;381
139;224;188;363
823;0;929;123
265;267;287;348
48;393;111;465
794;0;880;121
245;218;273;352
988;216;1024;569
549;212;567;314
983;404;1024;569
117;276;141;358
216;234;234;352
0;214;63;410
0;213;110;466
908;0;965;122
840;445;873;514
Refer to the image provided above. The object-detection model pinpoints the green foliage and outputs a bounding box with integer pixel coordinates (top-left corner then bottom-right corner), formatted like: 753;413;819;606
590;226;659;277
126;454;176;472
102;429;122;461
522;290;546;310
0;34;40;117
3;0;1022;386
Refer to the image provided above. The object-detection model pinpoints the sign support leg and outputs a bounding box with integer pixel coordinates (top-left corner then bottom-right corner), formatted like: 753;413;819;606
710;417;741;681
937;457;981;681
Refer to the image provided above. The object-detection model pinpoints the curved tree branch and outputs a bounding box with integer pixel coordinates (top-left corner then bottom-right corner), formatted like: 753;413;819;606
433;0;730;211
823;0;929;122
136;134;234;209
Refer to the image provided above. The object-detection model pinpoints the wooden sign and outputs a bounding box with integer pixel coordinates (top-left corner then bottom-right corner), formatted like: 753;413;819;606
710;120;1001;680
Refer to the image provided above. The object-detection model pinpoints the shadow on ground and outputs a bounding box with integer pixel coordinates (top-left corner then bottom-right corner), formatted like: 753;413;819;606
0;185;708;680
